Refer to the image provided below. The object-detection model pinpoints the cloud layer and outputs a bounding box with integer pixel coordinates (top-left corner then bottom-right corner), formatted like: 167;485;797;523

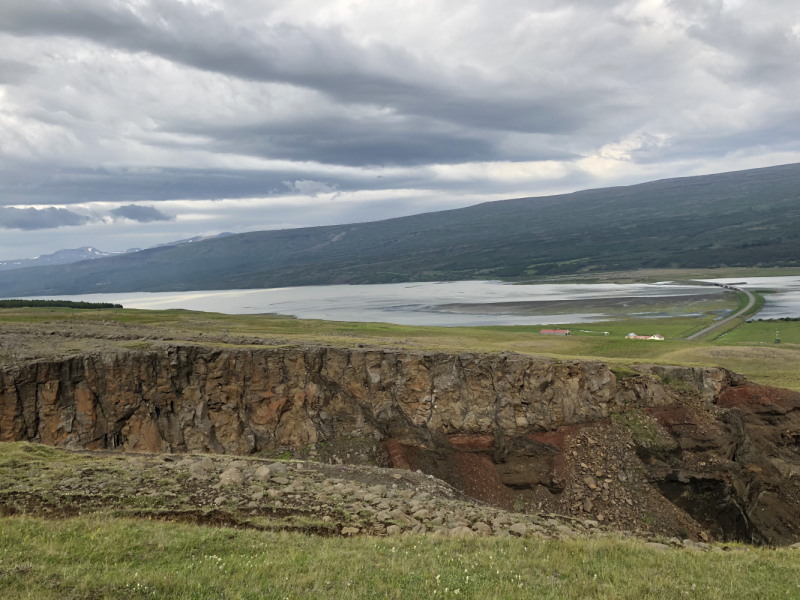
0;0;799;258
110;204;173;223
0;206;90;230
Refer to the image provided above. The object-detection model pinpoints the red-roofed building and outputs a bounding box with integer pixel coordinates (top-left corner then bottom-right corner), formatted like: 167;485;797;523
540;329;571;335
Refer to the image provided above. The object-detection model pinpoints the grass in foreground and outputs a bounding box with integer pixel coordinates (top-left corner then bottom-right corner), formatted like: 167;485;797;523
1;515;799;600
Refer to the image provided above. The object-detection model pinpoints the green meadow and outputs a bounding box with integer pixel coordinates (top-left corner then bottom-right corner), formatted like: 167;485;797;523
1;297;799;389
2;515;799;600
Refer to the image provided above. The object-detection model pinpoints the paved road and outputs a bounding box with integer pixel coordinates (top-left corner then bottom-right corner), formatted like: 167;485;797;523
686;284;756;340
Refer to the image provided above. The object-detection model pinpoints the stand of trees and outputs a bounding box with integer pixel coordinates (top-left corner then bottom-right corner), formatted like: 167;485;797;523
0;300;122;309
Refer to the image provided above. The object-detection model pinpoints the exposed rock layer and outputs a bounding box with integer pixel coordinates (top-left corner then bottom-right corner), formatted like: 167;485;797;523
0;346;729;452
2;345;799;545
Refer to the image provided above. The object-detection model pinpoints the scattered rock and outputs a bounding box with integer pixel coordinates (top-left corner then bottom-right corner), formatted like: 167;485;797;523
390;510;419;528
509;523;528;536
386;525;402;536
189;463;210;480
219;468;244;486
255;466;272;483
450;526;475;537
644;542;671;552
472;522;492;536
555;525;575;537
196;457;214;471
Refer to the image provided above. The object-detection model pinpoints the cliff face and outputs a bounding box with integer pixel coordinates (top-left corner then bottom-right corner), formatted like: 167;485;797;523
3;345;800;545
0;346;727;454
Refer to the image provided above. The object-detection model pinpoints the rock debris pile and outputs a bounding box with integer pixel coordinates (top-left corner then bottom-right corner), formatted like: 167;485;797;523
0;443;725;551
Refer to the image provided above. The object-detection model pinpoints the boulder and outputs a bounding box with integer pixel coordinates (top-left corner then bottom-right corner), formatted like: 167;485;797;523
472;522;492;536
255;465;272;483
267;462;288;474
450;526;476;537
189;463;210;480
219;468;244;486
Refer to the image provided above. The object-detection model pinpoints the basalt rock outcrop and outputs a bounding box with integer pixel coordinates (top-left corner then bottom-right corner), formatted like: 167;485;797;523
1;345;799;545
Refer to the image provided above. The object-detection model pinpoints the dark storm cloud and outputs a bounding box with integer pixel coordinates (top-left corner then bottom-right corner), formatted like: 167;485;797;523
0;1;604;135
0;164;357;206
0;206;90;230
110;204;174;223
169;116;576;167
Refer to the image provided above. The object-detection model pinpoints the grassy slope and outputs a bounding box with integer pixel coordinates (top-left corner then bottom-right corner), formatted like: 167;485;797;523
2;163;800;296
3;516;799;600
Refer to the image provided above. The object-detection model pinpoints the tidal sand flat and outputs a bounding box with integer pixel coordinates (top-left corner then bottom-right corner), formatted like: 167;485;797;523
20;280;737;326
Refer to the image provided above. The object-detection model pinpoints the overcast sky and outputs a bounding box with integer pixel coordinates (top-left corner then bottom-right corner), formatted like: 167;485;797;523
1;0;799;259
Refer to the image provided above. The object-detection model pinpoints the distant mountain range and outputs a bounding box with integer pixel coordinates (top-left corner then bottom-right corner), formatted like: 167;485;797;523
0;247;116;272
0;163;799;297
0;233;234;273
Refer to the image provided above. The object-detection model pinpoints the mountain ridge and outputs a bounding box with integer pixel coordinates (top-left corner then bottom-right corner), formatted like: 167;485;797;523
0;232;235;273
1;162;799;297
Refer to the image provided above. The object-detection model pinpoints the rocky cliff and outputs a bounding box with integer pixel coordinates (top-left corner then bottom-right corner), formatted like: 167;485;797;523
2;345;799;545
0;346;732;453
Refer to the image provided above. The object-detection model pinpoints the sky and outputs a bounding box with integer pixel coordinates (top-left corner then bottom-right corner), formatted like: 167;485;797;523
1;0;799;259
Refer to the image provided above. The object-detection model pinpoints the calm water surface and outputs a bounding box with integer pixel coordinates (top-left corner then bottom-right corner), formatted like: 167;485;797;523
704;277;800;320
22;280;741;327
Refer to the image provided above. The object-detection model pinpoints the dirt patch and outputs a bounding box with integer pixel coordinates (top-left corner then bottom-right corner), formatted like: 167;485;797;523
453;453;514;510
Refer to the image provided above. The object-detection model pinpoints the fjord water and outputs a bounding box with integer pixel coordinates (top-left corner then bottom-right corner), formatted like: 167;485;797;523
19;279;751;327
702;276;800;320
19;278;798;326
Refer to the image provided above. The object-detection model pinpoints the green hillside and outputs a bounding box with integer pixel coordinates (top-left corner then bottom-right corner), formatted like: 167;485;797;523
1;162;799;296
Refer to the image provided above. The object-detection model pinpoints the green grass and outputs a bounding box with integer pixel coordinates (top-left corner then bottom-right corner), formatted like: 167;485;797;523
1;516;799;599
3;303;800;389
723;319;800;345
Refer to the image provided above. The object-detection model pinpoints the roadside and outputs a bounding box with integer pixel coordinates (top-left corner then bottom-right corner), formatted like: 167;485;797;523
686;285;759;341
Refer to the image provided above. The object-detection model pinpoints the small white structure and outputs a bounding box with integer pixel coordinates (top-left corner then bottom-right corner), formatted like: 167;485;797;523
626;333;664;341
